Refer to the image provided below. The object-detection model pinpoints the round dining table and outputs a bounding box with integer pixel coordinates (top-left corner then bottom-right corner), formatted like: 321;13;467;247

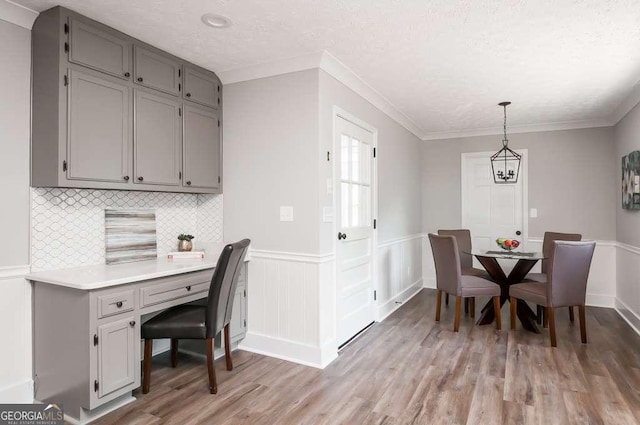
466;250;546;333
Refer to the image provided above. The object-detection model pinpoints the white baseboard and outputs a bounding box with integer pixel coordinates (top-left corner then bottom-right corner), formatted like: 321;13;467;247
238;333;325;369
0;379;33;403
615;298;640;336
423;277;436;289
586;293;615;308
377;280;423;322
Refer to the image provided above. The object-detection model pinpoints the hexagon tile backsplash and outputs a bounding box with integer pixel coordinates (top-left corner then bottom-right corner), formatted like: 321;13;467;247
31;188;223;272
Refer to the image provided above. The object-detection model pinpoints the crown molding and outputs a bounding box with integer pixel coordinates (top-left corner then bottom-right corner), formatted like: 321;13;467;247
0;0;38;29
610;81;640;125
218;51;324;85
420;118;613;141
318;51;423;138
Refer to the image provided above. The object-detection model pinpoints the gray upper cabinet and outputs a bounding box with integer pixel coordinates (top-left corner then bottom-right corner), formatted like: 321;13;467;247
134;90;181;186
69;18;131;80
183;106;221;190
31;6;223;194
134;46;181;96
68;70;130;183
97;317;138;398
184;67;220;109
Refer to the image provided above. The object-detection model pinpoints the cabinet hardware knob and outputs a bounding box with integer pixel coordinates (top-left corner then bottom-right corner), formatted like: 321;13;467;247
186;181;191;186
137;77;143;82
138;176;144;181
129;321;136;327
186;92;191;97
124;72;130;77
516;230;522;236
116;301;123;308
338;232;347;240
123;176;129;181
186;286;191;291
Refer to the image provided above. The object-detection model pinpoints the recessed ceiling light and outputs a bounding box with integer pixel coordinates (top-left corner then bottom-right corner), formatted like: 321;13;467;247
201;13;232;29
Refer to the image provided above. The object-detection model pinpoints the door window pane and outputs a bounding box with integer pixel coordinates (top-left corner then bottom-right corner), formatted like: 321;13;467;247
341;182;350;228
341;135;350;181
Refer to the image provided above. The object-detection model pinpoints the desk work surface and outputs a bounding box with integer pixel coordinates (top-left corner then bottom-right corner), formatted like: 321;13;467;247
26;243;247;290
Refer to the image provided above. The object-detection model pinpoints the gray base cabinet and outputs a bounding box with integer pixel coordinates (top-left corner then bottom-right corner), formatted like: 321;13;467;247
31;6;222;194
33;264;247;422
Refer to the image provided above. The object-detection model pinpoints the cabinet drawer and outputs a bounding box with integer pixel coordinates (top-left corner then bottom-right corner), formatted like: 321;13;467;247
97;290;135;319
184;67;219;108
134;46;181;96
69;18;131;79
140;271;211;307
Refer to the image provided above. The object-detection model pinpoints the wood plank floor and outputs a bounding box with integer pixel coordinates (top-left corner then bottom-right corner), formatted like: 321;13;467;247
93;289;640;425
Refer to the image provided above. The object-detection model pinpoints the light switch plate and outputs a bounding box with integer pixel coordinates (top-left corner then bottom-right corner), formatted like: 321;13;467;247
530;208;538;218
280;206;294;222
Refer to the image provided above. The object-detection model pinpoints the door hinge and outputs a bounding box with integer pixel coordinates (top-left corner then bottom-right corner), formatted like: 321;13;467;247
243;319;246;327
217;85;220;93
93;334;98;346
64;42;69;53
94;380;99;392
64;23;69;34
327;151;330;162
63;75;68;86
373;147;377;158
218;176;221;184
179;171;182;179
217;98;220;105
62;160;68;172
178;83;181;92
217;120;220;127
179;108;182;117
243;289;246;297
178;68;181;77
373;219;377;229
374;290;377;301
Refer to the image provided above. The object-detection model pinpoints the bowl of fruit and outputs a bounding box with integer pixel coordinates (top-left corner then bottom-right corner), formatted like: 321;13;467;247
496;238;520;251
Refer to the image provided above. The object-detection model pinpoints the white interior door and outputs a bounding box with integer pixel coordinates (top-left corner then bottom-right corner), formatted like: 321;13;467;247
335;115;375;348
461;151;528;269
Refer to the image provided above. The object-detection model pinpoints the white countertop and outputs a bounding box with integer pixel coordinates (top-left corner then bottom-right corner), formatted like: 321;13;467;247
26;243;246;290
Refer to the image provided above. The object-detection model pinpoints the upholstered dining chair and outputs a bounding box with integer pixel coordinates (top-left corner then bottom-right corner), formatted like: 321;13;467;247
526;231;582;324
429;234;502;332
437;229;488;315
510;240;596;347
141;239;251;394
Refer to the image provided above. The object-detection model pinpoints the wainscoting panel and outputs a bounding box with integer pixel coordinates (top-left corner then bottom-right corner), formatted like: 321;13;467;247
377;234;423;320
616;243;640;334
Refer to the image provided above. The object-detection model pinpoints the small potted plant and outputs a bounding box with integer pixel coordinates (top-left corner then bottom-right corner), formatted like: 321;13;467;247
177;234;195;252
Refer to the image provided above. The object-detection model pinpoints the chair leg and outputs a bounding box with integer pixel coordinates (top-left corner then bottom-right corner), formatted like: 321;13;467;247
464;298;469;316
568;306;575;323
543;308;549;329
548;307;557;347
470;297;475;319
224;324;233;371
435;290;442;322
536;305;543;325
171;339;178;368
445;293;449;306
493;296;502;330
206;337;217;394
142;339;153;394
510;297;517;330
454;296;462;332
579;305;588;344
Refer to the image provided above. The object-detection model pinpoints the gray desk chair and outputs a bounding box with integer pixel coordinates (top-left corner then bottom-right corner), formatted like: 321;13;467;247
141;239;251;394
429;234;502;332
437;229;489;316
510;240;595;347
526;231;582;324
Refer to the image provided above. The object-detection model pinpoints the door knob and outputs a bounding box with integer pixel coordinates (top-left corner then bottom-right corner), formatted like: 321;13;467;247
516;231;522;236
338;232;347;240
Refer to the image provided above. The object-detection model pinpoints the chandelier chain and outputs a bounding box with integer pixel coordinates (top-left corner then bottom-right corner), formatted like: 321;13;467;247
503;104;508;147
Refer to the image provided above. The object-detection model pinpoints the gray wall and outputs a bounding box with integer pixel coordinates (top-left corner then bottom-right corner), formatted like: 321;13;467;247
422;127;617;240
223;70;320;253
614;102;640;247
319;70;423;252
0;19;30;267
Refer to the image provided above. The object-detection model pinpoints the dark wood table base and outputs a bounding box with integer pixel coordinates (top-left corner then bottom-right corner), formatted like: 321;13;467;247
475;256;541;333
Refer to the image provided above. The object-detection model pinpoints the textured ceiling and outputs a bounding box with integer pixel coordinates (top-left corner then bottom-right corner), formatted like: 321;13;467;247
14;0;640;138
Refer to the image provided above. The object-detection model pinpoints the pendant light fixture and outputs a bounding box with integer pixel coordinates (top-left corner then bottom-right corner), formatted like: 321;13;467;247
490;101;521;184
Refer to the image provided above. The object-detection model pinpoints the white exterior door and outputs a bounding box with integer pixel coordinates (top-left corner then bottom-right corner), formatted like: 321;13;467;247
461;151;528;268
335;115;376;348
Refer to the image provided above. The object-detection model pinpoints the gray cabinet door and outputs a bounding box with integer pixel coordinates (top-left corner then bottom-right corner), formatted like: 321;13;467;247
134;91;181;186
134;46;181;96
69;18;131;79
184;67;219;108
97;317;137;398
183;106;221;190
68;70;130;183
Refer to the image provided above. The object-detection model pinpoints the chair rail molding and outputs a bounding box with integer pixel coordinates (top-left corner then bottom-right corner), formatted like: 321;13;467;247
0;264;30;280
